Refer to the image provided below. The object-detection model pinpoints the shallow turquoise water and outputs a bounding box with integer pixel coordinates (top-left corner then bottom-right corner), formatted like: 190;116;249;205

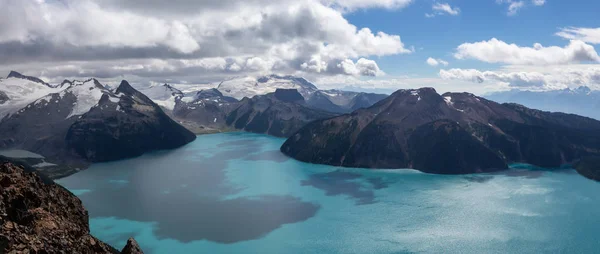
57;132;600;253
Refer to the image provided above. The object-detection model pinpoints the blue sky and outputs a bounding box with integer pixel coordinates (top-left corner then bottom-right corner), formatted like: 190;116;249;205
346;0;599;76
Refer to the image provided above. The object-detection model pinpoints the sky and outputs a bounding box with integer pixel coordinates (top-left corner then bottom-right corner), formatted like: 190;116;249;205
0;0;599;95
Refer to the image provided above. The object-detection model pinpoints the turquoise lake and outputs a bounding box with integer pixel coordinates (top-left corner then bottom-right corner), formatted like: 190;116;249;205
57;132;600;253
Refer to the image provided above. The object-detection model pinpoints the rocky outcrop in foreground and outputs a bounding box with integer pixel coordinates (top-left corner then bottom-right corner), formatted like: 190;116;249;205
0;162;144;253
281;88;600;175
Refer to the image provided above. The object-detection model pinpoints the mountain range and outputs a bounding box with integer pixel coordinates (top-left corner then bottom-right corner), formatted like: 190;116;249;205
281;88;600;175
0;72;388;178
2;71;600;180
0;72;196;178
486;87;600;120
145;75;388;136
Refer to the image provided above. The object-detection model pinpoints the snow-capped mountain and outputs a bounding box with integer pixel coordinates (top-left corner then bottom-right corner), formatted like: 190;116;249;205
0;72;195;177
139;84;184;110
0;71;66;118
216;75;319;100
486;86;600;120
172;88;239;132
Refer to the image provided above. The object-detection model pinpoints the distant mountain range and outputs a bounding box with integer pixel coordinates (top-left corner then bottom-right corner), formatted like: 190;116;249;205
486;87;600;120
144;75;388;135
282;88;600;176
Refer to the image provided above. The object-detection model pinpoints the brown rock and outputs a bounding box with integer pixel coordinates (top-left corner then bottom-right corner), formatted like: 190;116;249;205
0;162;144;253
121;237;144;254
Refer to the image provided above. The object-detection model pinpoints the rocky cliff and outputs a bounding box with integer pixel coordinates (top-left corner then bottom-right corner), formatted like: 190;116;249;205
0;161;143;253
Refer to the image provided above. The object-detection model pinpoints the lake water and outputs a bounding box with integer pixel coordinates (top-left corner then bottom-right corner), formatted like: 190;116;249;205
56;132;600;254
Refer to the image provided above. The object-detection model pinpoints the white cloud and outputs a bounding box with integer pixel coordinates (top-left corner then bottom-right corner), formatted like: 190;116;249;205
426;57;449;67
556;27;600;44
532;0;546;6
313;75;503;95
432;3;460;15
440;65;600;90
301;57;384;76
426;3;460;17
496;0;544;15
507;1;525;15
454;38;600;65
0;0;413;80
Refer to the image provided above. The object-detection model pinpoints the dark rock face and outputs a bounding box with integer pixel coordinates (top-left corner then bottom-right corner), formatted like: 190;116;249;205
0;162;144;253
273;89;305;103
575;156;600;181
281;88;600;174
66;81;196;162
226;89;336;137
0;91;8;104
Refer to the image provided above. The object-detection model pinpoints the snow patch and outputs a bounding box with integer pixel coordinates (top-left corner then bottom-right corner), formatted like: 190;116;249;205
66;80;106;119
217;75;317;100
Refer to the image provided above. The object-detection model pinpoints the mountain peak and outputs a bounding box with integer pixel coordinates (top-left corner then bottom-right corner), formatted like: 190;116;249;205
116;80;135;95
6;71;51;87
7;70;22;78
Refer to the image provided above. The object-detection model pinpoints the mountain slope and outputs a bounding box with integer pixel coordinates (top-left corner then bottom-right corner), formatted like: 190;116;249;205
171;88;239;133
281;88;600;174
226;89;336;137
66;80;196;162
305;90;388;113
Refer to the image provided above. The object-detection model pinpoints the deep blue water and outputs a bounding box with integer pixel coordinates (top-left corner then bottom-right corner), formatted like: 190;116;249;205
57;132;600;253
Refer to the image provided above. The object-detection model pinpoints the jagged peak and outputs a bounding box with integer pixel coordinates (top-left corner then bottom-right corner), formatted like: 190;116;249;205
7;70;23;78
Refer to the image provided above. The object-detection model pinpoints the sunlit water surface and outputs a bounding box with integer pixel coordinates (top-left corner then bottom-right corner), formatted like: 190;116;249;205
57;132;600;253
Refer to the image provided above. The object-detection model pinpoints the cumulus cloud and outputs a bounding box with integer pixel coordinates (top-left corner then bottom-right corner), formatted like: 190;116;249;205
454;38;600;65
0;0;413;82
440;65;600;90
496;0;544;15
426;3;460;17
556;27;600;44
301;57;383;76
426;57;449;67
